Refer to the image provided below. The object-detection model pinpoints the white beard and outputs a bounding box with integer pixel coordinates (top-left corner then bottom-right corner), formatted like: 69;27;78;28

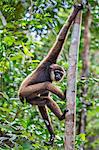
50;71;55;81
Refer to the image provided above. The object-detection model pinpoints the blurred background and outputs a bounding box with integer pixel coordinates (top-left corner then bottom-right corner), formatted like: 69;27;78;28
0;0;99;149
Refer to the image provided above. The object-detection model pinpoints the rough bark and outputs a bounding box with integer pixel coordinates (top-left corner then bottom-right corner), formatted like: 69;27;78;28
79;8;91;150
64;11;82;150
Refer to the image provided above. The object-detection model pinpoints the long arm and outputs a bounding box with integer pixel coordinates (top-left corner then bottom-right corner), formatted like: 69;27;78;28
19;82;65;100
43;5;83;63
47;82;65;99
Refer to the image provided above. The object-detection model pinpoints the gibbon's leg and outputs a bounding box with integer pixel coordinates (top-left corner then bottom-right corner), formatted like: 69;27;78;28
19;82;50;98
46;97;67;121
27;96;47;106
38;106;55;145
27;96;67;120
27;97;55;145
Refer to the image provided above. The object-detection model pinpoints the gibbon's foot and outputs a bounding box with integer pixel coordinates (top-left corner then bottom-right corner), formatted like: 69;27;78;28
44;134;55;146
60;109;69;121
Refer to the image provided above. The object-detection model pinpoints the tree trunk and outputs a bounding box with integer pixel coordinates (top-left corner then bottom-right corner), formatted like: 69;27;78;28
79;8;91;150
64;10;82;150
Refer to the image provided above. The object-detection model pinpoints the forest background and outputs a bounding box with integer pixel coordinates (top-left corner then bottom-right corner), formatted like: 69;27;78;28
0;0;98;149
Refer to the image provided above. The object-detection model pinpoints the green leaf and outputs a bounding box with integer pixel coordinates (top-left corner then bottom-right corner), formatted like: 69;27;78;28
4;36;15;46
0;92;9;100
80;133;86;141
32;60;40;63
0;107;10;112
22;43;34;57
10;53;23;61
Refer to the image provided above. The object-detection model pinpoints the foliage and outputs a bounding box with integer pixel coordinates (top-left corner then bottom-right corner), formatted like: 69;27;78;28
0;0;99;149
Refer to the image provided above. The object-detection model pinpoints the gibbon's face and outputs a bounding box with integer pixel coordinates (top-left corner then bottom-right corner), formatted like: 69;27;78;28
50;69;65;82
50;64;65;82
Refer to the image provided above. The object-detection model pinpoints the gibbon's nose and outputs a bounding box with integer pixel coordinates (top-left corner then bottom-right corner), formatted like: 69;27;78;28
56;74;62;81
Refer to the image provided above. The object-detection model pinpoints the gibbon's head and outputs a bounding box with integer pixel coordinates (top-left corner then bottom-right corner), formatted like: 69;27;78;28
50;64;65;82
